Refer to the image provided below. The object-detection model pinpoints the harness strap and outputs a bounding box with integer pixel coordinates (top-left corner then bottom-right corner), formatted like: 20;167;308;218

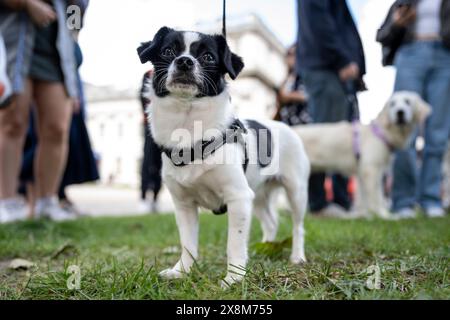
160;118;249;171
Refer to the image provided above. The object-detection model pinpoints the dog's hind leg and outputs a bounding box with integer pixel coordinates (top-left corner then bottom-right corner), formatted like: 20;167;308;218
253;186;279;243
159;201;199;279
283;178;308;264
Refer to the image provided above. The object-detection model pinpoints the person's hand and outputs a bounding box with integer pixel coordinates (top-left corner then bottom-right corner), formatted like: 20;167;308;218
392;5;416;28
25;0;57;27
339;62;359;82
279;89;308;104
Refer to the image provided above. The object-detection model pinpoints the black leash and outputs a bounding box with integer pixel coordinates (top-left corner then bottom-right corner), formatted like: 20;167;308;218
222;0;227;38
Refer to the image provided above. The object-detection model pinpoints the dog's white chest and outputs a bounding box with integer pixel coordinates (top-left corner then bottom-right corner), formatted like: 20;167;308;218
162;144;254;211
163;159;206;186
163;161;226;210
185;183;224;211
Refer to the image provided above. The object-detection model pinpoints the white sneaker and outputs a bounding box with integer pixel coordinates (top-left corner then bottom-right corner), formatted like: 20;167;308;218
137;200;151;213
0;198;29;223
393;207;417;220
425;207;446;218
150;201;160;214
60;199;86;217
35;196;76;222
313;203;349;218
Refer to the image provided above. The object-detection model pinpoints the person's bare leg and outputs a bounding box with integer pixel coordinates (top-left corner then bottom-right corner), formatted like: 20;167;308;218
33;81;72;198
0;79;32;199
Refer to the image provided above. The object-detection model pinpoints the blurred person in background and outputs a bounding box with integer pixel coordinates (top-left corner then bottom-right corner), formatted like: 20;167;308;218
19;3;99;217
139;70;162;213
273;44;311;126
377;0;450;218
0;0;84;222
296;0;366;217
58;28;99;215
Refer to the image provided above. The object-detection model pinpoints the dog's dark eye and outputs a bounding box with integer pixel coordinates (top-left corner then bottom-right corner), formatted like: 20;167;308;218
202;53;215;63
404;98;411;106
162;48;175;58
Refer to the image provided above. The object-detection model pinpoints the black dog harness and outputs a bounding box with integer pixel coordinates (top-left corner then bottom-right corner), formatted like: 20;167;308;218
245;119;273;168
160;119;273;215
160;119;249;172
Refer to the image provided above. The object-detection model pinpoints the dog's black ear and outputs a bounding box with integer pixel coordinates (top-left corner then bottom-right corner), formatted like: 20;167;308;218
137;40;153;64
214;35;244;80
137;26;173;64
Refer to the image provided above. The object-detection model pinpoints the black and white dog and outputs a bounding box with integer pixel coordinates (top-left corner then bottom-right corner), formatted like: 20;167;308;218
137;27;310;287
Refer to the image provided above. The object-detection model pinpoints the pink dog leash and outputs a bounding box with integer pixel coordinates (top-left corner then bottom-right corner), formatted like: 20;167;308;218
352;120;361;160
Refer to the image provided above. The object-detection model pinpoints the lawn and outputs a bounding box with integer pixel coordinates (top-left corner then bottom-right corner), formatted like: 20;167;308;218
0;212;448;300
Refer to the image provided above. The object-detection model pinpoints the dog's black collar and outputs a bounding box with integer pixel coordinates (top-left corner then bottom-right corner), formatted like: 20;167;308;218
160;118;249;172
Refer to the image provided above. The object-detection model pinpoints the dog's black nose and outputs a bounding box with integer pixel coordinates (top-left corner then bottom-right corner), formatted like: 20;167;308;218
397;110;406;124
176;56;194;71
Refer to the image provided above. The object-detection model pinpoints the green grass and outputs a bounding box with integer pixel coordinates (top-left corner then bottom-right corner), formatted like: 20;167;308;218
0;213;448;300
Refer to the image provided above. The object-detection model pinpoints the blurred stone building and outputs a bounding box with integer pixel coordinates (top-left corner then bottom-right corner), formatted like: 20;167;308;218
85;14;287;186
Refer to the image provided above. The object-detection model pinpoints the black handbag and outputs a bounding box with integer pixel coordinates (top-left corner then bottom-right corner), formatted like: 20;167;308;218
377;2;410;66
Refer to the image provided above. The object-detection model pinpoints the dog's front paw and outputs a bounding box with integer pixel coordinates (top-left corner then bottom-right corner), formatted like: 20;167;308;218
159;268;184;279
290;254;307;265
220;273;244;289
